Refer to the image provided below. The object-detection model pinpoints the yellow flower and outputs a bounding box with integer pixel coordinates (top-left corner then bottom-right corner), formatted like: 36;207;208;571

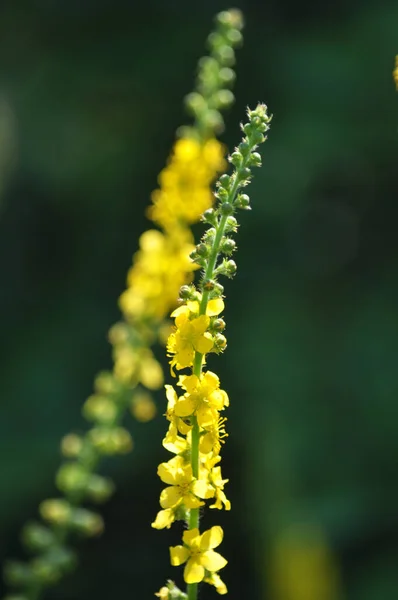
155;586;170;599
170;526;227;584
167;313;213;373
175;371;229;428
157;456;212;510
200;416;228;455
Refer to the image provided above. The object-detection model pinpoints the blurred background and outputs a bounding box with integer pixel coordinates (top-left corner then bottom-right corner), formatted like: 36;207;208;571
1;0;398;598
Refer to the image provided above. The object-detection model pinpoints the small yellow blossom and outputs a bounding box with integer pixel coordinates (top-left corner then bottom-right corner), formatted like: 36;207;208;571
158;456;212;510
164;385;192;436
167;313;213;373
170;526;227;584
175;371;229;428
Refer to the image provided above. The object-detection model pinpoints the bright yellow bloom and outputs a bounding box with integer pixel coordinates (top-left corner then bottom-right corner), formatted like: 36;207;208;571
175;371;229;428
170;526;227;584
148;138;225;231
158;456;212;510
167;312;214;373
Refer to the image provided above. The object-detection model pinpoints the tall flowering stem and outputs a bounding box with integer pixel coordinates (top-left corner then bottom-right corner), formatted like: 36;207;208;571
2;11;243;600
153;104;271;600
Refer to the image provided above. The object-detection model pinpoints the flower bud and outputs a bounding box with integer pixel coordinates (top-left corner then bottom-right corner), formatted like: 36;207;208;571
86;474;115;503
219;174;231;189
225;260;237;277
212;318;226;332
202;208;217;226
22;522;56;553
249;152;262;167
61;433;83;458
235;193;251;210
220;238;236;255
69;508;104;537
229;151;243;167
225;216;238;232
83;395;117;424
196;243;210;257
220;202;234;216
40;499;71;526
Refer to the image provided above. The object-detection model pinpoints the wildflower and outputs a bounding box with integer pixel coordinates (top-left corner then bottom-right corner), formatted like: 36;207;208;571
175;371;229;428
170;526;227;584
158;456;213;510
167;313;213;373
199;416;228;455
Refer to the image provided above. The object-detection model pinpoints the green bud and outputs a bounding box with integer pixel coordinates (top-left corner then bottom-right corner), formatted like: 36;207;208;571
56;463;89;495
213;89;234;109
94;371;118;395
220;238;236;255
203;227;217;243
179;285;192;300
220;202;234;216
22;522;56;553
215;45;235;66
202;279;216;292
249;152;262;167
219;67;235;85
196;243;210;257
216;186;229;201
235;193;251;210
219;174;231;189
229;151;243;167
83;395;118;425
237;167;251;181
86;474;115;503
212;282;224;296
60;433;83;458
212;318;226;332
214;333;227;350
69;508;104;537
202;208;217;226
203;109;224;133
184;92;206;115
225;216;238;232
226;259;237;277
88;426;133;455
40;499;71;526
239;140;250;156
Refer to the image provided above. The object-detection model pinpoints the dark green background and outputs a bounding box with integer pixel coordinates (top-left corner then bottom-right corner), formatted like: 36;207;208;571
1;0;398;598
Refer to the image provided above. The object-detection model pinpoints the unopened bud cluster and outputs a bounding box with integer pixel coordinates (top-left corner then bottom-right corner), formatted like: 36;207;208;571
184;10;243;138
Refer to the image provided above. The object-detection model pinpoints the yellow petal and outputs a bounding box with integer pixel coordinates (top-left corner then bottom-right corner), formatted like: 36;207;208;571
151;508;174;529
174;396;196;418
170;545;189;566
184;558;205;584
192;479;215;499
170;305;189;318
206;298;224;316
200;549;227;572
200;525;224;550
182;527;200;547
160;486;182;509
194;334;214;355
157;463;178;486
183;493;204;509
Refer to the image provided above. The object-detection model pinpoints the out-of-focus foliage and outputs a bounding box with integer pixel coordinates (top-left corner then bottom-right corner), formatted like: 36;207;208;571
1;0;398;599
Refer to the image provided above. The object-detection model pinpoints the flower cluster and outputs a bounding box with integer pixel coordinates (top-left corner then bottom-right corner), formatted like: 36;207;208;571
154;104;271;598
2;11;244;600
